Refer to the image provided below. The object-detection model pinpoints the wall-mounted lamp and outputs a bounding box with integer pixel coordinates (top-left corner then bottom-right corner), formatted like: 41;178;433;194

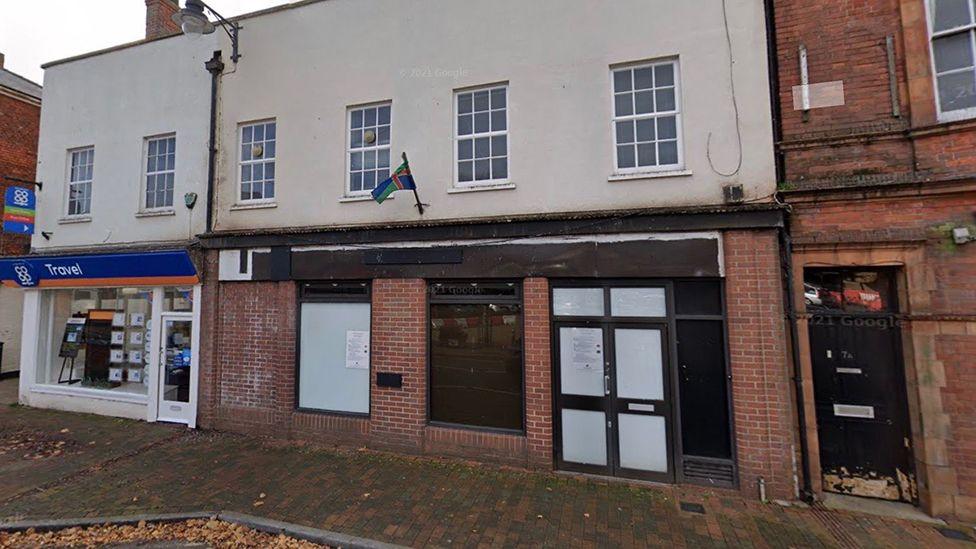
172;0;242;63
41;231;52;240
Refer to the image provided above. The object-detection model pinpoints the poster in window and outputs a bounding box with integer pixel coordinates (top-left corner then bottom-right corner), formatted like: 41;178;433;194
570;329;603;371
127;368;142;383
108;367;124;382
129;331;144;345
110;349;125;363
128;350;143;364
112;312;126;327
130;313;145;327
345;330;370;369
59;318;87;358
111;331;125;345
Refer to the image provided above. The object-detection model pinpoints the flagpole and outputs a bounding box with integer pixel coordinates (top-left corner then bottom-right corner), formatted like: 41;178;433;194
402;152;425;215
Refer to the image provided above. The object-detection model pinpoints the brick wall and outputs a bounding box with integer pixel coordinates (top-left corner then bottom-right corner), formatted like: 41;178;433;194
0;92;40;256
724;229;798;500
369;278;428;452
145;0;180;40
773;0;976;186
523;277;553;467
203;273;554;469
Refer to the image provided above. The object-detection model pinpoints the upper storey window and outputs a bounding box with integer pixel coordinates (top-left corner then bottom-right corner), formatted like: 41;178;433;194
456;85;509;185
347;103;392;196
930;0;976;119
239;120;277;202
144;135;176;210
612;60;682;172
67;147;94;216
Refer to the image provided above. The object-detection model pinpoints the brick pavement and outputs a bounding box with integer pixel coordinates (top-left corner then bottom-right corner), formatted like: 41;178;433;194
0;395;972;548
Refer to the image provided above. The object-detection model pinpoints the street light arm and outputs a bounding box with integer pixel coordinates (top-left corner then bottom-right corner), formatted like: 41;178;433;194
196;0;241;63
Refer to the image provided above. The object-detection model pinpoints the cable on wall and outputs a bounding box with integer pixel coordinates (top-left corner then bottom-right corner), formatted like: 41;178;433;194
708;0;744;178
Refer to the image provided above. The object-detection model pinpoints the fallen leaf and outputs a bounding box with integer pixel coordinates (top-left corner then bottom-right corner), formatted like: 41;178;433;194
259;493;266;499
253;501;264;507
59;428;69;433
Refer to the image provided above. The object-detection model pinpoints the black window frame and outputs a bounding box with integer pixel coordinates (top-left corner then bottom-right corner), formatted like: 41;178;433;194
295;281;372;418
426;280;527;435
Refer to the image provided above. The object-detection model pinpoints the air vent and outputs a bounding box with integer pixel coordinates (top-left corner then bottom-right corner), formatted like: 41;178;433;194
683;458;735;486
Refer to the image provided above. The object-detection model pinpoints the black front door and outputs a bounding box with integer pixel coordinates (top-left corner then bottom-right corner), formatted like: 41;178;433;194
551;284;675;483
805;268;916;503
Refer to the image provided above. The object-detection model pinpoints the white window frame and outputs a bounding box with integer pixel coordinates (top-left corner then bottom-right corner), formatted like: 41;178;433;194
142;133;177;212
345;101;393;198
610;59;684;175
453;83;510;188
925;0;976;122
65;146;94;217
237;119;277;205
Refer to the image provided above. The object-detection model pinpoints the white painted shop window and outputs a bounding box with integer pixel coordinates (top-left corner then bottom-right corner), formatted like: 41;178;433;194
66;147;94;216
298;289;371;415
143;135;176;210
928;0;976;121
238;120;277;203
347;103;392;196
611;60;683;173
455;84;509;186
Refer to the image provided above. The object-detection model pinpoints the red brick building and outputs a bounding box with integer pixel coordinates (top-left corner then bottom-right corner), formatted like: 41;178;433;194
198;217;799;501
0;52;40;256
772;0;976;519
0;52;41;377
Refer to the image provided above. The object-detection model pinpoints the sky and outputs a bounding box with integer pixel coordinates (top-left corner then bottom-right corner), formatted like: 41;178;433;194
0;0;288;84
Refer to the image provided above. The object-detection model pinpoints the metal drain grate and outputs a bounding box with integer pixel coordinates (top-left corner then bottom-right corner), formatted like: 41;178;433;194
937;528;973;542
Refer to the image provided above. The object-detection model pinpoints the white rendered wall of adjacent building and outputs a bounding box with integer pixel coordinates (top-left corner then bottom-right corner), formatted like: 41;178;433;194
32;33;216;250
213;0;775;232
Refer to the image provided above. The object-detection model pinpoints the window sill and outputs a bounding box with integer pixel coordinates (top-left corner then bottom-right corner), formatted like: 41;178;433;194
30;384;148;405
447;183;516;194
338;194;385;203
608;169;692;182
427;421;526;437
230;201;277;211
58;215;92;225
135;209;175;218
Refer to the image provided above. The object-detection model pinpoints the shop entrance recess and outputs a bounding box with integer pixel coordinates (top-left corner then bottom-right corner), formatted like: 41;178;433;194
552;284;675;482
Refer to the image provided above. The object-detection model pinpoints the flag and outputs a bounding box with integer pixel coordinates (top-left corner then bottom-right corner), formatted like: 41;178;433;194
371;160;416;204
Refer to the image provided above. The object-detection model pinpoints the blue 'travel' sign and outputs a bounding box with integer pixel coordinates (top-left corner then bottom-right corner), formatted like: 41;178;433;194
3;186;36;235
0;250;198;288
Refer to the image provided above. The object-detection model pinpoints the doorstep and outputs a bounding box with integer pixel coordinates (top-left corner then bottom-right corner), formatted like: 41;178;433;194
819;492;946;525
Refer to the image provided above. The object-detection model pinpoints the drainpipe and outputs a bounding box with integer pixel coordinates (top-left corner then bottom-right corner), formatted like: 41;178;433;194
763;0;786;185
780;218;814;502
764;0;813;502
204;50;224;234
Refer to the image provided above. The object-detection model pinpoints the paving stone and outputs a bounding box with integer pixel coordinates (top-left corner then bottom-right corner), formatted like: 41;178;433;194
0;401;971;548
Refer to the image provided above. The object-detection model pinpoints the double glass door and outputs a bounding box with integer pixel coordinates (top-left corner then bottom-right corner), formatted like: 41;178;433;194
553;286;674;482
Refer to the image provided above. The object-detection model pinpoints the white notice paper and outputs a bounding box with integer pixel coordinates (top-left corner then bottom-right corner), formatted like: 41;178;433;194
571;329;603;371
345;330;370;369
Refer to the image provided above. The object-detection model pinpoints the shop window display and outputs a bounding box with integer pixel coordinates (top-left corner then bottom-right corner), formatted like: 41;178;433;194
41;288;152;395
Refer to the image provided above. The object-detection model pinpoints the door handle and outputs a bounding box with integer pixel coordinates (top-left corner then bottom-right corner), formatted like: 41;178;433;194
604;375;611;395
